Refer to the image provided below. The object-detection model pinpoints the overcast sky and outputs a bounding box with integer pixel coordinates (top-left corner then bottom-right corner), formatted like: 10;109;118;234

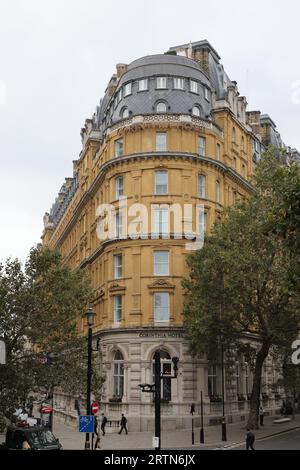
0;0;299;263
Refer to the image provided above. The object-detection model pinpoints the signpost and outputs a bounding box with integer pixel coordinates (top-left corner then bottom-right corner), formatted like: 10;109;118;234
40;406;54;430
91;402;99;450
79;415;94;434
91;402;99;415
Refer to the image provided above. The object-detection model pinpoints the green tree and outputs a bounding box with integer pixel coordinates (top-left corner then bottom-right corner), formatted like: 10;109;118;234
183;149;300;429
0;247;103;429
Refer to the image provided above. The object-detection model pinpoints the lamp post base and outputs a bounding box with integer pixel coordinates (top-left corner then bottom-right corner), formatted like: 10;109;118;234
84;435;90;450
221;420;227;442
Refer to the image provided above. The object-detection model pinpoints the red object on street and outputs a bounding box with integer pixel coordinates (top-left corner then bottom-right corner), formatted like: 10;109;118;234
91;402;99;415
40;407;53;414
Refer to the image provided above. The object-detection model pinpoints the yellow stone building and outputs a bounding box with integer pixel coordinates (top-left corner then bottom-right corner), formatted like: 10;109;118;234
42;40;290;430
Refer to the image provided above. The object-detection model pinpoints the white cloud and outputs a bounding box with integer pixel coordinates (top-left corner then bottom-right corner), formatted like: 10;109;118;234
0;0;299;260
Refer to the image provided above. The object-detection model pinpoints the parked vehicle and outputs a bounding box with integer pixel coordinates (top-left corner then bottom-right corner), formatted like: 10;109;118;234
0;425;62;450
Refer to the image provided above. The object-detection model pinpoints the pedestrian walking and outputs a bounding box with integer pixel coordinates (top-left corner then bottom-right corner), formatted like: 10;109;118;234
118;414;128;435
94;415;99;436
259;405;265;426
100;413;108;436
245;429;255;450
94;436;102;450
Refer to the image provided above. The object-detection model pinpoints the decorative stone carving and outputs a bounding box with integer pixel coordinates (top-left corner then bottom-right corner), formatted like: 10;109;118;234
148;279;176;291
109;283;126;294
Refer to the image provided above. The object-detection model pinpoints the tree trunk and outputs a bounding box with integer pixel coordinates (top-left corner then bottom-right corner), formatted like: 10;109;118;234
246;341;270;430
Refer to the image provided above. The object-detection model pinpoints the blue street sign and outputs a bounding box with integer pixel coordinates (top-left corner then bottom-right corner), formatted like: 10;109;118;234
79;415;94;433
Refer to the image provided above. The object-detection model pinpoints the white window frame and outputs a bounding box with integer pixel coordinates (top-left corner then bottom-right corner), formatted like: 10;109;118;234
123;82;132;97
114;295;122;324
154;251;169;276
198;174;206;199
115;139;124;158
198;137;206;156
198;211;207;237
155;170;168;195
204;87;210;101
190;80;199;94
156;102;167;113
138;79;148;91
122;107;129;119
192;106;201;117
113;351;124;397
156;132;167;152
154;292;170;323
153;208;169;235
115;213;123;238
156;77;167;89
114;254;123;280
115;176;124;199
173;77;184;90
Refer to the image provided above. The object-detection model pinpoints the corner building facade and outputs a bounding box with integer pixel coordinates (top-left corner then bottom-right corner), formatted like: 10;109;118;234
43;41;295;430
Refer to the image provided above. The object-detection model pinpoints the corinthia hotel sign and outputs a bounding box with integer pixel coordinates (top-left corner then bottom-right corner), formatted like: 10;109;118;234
138;331;184;339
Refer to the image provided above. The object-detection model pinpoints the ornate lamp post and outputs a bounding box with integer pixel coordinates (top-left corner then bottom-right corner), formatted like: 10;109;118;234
82;307;96;450
139;352;179;451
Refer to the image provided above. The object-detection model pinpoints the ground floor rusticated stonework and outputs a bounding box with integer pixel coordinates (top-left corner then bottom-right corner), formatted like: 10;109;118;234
54;328;284;432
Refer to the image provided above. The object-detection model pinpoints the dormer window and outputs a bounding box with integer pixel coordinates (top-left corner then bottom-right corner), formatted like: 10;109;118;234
156;101;167;113
173;77;184;90
204;88;210;101
192;105;201;117
138;79;148;91
124;82;132;97
121;107;129;119
157;77;167;89
190;80;199;94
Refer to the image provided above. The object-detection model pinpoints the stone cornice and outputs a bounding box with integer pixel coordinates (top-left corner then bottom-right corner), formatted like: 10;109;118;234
106;113;224;139
50;152;254;248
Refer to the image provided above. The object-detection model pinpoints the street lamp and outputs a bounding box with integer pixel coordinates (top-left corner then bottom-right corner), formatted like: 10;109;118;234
82;306;96;450
221;343;227;442
139;352;179;451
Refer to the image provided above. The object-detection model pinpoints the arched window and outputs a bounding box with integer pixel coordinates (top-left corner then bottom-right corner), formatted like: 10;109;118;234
156;101;167;113
192;105;201;117
152;351;172;402
113;351;124;398
121;107;129;119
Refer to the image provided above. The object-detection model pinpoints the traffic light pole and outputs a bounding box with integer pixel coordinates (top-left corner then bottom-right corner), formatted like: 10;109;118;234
139;352;179;452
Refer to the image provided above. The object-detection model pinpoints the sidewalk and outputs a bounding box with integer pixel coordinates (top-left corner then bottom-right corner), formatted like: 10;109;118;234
53;414;300;450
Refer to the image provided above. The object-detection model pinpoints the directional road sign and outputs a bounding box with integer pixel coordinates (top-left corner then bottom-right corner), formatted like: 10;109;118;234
79;415;94;433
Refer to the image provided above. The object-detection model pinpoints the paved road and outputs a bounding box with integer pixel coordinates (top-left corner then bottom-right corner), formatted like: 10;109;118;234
228;429;300;450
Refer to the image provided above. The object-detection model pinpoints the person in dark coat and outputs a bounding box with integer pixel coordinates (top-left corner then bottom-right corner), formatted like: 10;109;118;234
245;429;255;450
101;413;108;436
118;414;128;435
94;416;99;436
259;406;265;426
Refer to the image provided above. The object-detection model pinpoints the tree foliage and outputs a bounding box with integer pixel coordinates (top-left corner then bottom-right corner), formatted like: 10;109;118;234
183;148;300;429
0;247;103;429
